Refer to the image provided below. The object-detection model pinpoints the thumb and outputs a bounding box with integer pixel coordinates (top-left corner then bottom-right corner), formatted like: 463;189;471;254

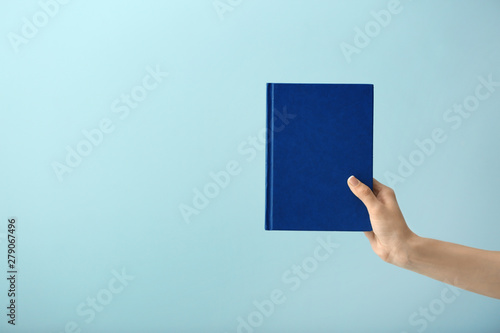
347;175;379;211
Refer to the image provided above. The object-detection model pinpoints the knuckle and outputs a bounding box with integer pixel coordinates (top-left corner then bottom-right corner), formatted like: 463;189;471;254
358;185;372;197
386;187;396;197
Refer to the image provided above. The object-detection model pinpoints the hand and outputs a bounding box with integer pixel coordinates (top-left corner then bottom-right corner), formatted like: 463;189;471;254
347;176;418;267
348;176;500;299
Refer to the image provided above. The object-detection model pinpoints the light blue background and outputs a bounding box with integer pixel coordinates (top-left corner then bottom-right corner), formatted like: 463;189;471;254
1;0;500;332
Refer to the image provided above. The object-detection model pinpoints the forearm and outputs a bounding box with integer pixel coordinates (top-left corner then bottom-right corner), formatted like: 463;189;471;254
396;235;500;299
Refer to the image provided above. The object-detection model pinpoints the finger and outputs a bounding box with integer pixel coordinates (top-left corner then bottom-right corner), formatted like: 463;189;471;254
372;178;385;196
347;175;380;211
373;177;398;204
364;231;377;248
364;231;375;241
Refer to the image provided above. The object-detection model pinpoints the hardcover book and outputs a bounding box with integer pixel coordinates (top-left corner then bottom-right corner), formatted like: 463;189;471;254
265;83;373;231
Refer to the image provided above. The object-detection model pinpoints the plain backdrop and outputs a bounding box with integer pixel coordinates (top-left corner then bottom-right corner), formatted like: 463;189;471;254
1;1;500;332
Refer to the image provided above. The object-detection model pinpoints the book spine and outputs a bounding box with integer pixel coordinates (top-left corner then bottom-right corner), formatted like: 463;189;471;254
367;84;374;231
265;83;274;230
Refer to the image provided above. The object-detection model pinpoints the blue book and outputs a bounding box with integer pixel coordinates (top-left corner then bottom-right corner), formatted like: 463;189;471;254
265;83;373;231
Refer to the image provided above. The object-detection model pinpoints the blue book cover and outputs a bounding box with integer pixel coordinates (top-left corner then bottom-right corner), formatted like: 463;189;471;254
265;83;373;231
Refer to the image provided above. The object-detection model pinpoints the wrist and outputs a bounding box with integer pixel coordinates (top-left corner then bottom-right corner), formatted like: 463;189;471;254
390;232;421;269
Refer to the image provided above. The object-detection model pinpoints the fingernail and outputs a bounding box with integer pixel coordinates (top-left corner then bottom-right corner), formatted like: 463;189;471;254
348;175;359;186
